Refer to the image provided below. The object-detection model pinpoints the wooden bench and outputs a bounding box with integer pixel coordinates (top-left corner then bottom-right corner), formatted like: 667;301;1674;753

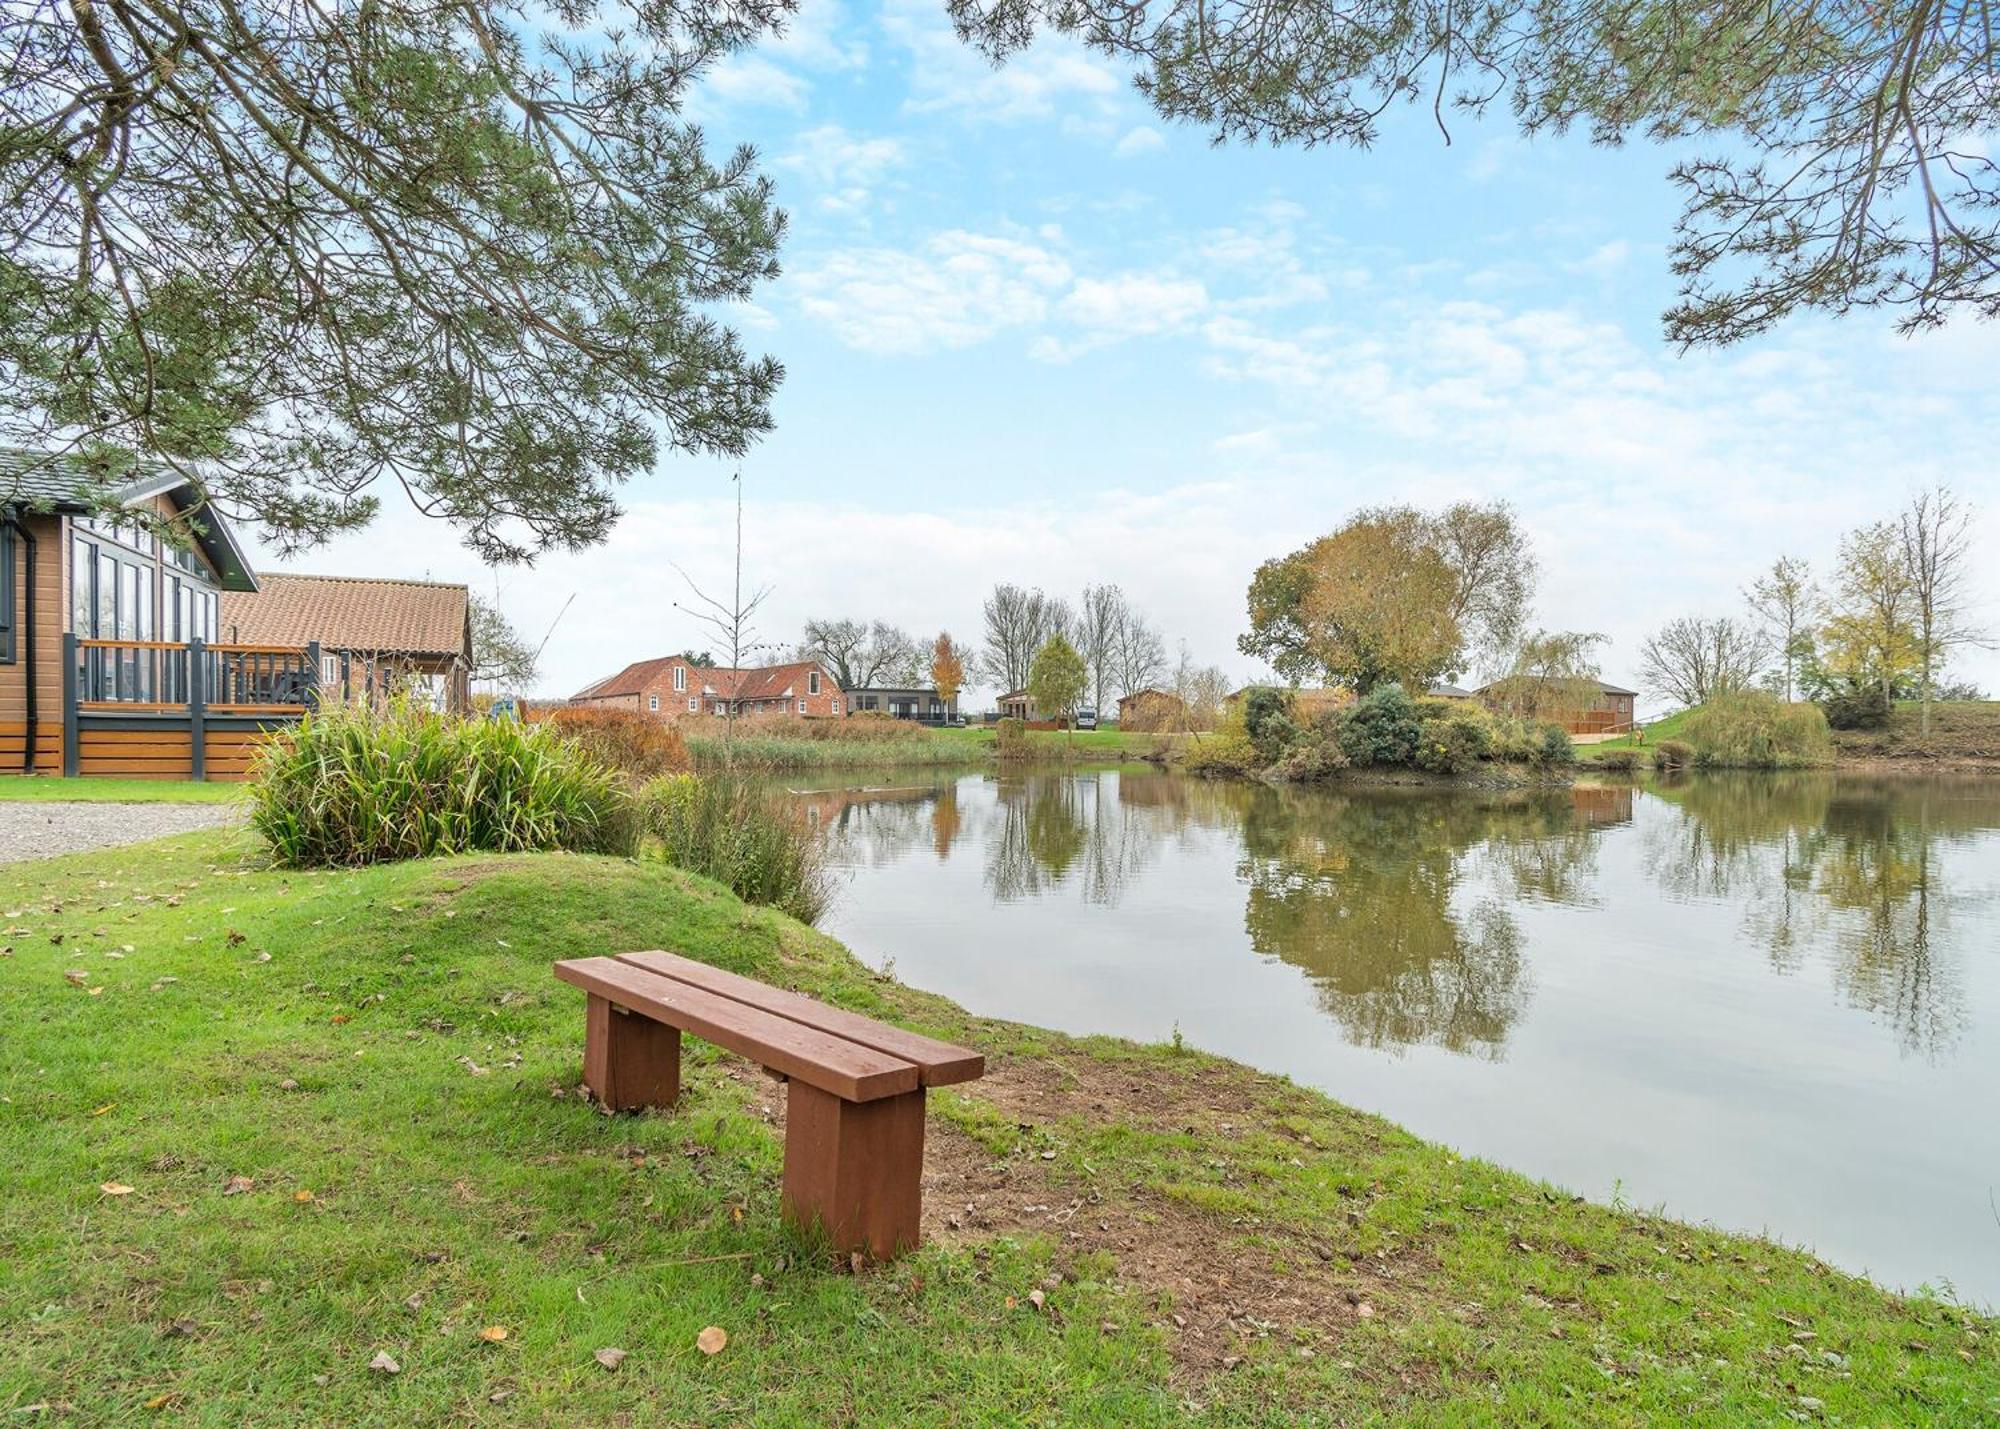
554;951;984;1259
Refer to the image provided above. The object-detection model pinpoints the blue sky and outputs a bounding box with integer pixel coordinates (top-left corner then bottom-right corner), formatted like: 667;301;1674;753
253;0;2000;706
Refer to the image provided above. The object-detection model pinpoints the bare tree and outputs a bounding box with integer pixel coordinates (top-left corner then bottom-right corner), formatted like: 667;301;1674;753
674;474;769;767
1744;556;1819;702
800;619;922;691
1074;583;1131;714
1638;616;1769;708
979;585;1073;693
1113;615;1169;701
1898;487;1988;735
1168;641;1232;735
1429;501;1537;676
468;595;540;691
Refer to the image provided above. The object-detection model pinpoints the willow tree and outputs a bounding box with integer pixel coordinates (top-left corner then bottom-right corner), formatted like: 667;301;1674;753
950;0;2000;344
3;0;786;558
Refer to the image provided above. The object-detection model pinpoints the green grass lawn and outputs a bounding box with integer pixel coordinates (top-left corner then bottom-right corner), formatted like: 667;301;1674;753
930;725;1176;757
0;776;248;803
1;835;1992;1424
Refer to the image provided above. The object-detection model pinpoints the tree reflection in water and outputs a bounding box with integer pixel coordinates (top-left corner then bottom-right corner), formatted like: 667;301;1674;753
1233;784;1624;1060
1649;774;1999;1058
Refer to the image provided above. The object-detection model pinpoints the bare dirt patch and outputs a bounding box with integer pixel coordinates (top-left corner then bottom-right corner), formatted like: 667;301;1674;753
915;1050;1433;1382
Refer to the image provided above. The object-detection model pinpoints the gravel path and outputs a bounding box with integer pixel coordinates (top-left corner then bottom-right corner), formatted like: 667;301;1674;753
0;801;242;865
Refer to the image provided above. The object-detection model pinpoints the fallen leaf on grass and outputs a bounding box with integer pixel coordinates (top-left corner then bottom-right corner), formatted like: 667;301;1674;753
226;930;246;946
1028;1290;1046;1312
100;1182;135;1196
697;1326;727;1356
222;1175;255;1196
368;1351;400;1375
144;1392;179;1410
294;1189;316;1204
89;1103;116;1117
1355;1302;1375;1319
63;969;88;986
594;1347;627;1371
478;1325;508;1343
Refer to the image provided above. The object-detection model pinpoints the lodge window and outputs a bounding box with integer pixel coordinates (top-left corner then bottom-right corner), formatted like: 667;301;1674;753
797;699;806;714
648;692;659;711
809;671;820;696
673;665;686;692
71;527;217;700
832;699;840;715
687;696;698;713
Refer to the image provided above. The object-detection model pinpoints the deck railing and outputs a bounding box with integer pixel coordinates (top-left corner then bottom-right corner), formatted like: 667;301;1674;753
73;638;321;715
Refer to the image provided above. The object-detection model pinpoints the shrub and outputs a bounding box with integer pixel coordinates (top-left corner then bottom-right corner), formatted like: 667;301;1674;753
1594;748;1643;771
1337;683;1422;767
1273;734;1350;781
251;701;631;866
1535;722;1577;767
540;706;692;779
1820;685;1891;731
1653;738;1696;772
1681;691;1832;769
1414;710;1491;774
1242;686;1298;763
1182;733;1260;776
994;717;1029;760
638;774;831;924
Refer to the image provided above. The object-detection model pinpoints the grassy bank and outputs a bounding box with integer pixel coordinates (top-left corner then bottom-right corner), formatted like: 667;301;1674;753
1;834;1992;1424
0;775;248;804
1830;700;2000;767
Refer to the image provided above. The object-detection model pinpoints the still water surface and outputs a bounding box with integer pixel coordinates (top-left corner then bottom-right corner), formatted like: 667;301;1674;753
788;768;2000;1306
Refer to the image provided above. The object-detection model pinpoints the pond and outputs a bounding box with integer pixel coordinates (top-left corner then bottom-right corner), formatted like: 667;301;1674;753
785;766;2000;1307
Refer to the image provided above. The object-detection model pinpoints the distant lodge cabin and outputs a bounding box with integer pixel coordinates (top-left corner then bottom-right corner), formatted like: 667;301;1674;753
2;448;470;780
221;574;472;714
847;686;958;724
1470;678;1638;737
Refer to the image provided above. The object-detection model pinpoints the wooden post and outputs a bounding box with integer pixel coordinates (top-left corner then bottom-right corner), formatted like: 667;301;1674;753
188;637;206;782
582;994;681;1111
781;1083;926;1260
61;632;78;778
305;641;321;711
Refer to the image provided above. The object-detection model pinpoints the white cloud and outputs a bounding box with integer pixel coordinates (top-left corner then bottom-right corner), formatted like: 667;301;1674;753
701;55;812;112
777;125;908;214
786;230;1074;353
697;0;868;115
881;0;1126;126
1112;126;1167;158
789;226;1212;359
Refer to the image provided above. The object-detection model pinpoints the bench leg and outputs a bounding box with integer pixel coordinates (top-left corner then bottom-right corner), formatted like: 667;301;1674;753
583;993;680;1111
782;1082;925;1260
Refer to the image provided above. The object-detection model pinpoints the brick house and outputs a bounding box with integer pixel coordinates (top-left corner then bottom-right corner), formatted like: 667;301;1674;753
572;655;845;719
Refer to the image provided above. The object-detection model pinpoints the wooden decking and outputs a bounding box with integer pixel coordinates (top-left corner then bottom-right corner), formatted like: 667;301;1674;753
58;635;318;780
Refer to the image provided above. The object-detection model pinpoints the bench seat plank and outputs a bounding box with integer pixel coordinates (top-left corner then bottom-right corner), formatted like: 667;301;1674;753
554;957;919;1103
614;950;985;1088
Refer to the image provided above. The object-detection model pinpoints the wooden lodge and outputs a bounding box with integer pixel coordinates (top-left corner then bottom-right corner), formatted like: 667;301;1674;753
4;450;317;780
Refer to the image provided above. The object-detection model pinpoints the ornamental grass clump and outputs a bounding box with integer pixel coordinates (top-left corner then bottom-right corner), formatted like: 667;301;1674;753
638;774;832;924
250;701;633;866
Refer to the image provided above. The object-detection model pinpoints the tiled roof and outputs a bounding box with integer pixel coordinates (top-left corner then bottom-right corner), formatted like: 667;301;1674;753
573;656;833;703
221;574;469;658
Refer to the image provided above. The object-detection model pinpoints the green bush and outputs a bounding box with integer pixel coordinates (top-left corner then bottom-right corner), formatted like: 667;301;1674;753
637;774;831;923
1414;710;1491;774
1535;722;1576;767
1653;738;1696;772
1820;685;1891;731
1681;691;1832;769
1337;684;1423;766
251;701;631;867
1594;748;1643;771
1242;686;1298;763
